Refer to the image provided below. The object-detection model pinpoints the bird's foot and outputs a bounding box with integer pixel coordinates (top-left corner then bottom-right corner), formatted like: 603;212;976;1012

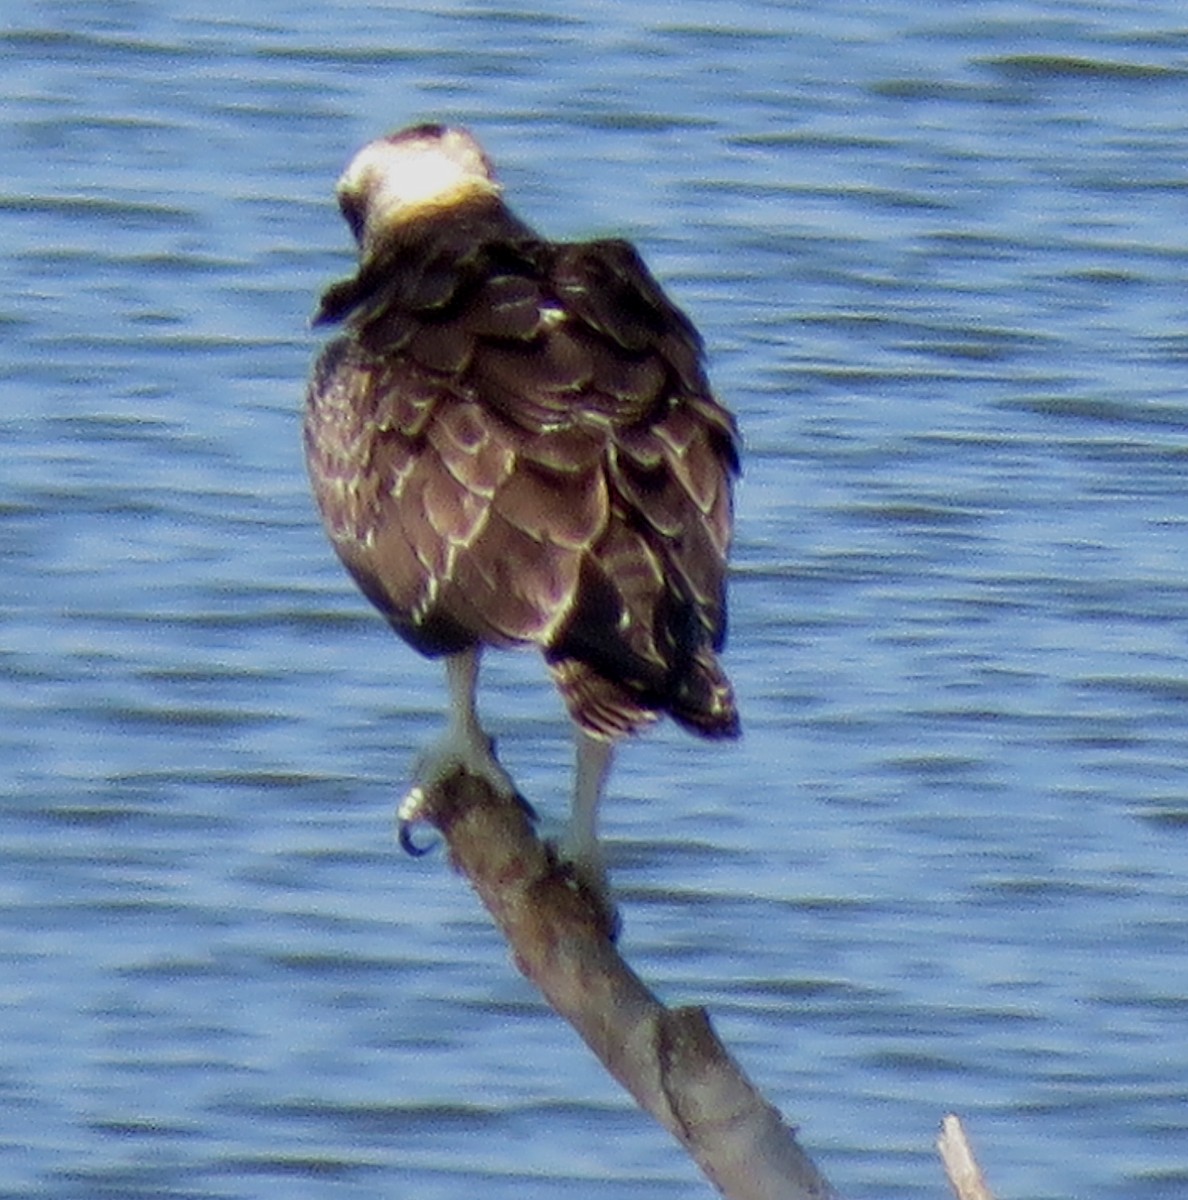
413;724;519;799
554;839;622;942
396;725;523;854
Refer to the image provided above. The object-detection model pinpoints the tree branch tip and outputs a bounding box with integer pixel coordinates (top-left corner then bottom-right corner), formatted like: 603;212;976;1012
938;1114;997;1200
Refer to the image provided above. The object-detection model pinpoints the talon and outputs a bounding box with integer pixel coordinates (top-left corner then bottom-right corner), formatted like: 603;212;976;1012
398;818;436;857
396;784;436;856
512;791;540;824
397;784;428;825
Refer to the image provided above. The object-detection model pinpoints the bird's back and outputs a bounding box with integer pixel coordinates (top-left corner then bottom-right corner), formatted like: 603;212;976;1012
305;192;739;739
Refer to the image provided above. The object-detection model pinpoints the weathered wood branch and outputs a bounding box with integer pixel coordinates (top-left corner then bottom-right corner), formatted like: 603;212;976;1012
404;769;1004;1200
403;767;841;1200
938;1115;998;1200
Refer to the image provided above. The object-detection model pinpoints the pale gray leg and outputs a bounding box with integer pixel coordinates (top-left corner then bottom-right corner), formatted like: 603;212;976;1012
398;647;516;824
563;729;617;923
443;647;485;746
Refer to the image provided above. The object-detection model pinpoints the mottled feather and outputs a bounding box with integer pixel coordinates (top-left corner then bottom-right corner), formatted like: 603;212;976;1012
305;158;739;738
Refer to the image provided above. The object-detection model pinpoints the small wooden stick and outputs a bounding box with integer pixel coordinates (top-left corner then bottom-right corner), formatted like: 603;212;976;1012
938;1114;997;1200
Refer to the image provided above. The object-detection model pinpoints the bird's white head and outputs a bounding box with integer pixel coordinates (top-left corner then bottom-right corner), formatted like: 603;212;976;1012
335;124;500;252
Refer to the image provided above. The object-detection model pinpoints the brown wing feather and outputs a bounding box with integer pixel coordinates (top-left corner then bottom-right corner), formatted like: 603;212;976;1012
542;239;739;736
305;198;739;737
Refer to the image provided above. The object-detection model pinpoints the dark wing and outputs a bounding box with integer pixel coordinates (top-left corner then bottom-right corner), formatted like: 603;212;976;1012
541;240;739;738
305;200;607;657
304;205;739;737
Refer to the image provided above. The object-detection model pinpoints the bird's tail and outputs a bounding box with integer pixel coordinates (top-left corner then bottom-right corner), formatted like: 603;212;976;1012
668;648;740;740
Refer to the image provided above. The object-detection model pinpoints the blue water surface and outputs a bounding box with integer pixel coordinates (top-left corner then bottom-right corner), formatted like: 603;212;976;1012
2;2;1187;1197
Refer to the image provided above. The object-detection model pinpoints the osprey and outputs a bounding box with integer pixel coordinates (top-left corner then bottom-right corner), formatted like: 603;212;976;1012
305;124;739;910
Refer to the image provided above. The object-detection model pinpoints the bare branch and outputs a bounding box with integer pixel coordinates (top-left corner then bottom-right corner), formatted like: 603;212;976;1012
405;767;841;1200
938;1115;997;1200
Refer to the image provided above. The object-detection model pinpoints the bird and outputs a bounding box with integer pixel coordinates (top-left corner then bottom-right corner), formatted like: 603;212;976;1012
304;123;739;918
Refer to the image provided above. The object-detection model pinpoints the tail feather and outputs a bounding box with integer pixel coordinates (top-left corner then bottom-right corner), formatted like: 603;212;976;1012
549;659;660;740
550;650;739;741
668;648;740;740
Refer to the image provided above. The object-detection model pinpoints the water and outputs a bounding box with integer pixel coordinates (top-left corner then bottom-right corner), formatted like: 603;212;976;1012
3;2;1187;1197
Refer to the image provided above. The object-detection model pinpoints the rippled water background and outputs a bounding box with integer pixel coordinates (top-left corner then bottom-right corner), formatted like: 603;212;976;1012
3;2;1187;1197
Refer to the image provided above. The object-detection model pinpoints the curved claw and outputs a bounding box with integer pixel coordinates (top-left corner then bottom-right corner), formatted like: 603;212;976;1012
398;819;437;857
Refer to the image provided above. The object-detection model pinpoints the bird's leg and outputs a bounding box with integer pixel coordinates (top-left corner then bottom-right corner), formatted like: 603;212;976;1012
566;729;615;873
397;648;518;839
561;729;619;935
424;647;518;794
